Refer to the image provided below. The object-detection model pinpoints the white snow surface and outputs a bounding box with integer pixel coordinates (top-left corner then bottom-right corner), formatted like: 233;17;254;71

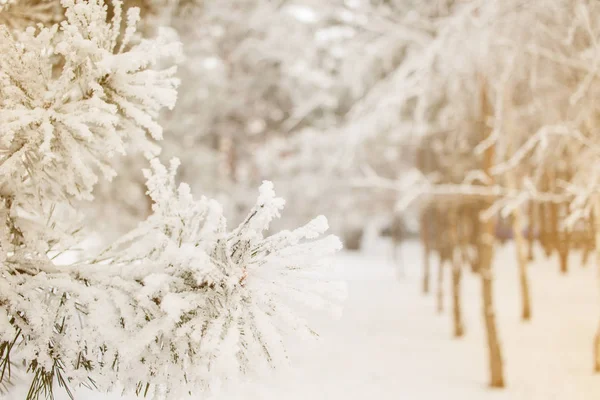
10;239;600;399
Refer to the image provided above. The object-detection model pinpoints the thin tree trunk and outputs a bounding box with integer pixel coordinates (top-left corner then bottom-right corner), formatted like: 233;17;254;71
505;168;532;322
423;245;431;294
437;256;444;313
555;200;569;274
451;263;464;337
558;241;569;274
527;202;535;262
421;211;431;294
479;79;505;388
555;202;569;274
582;215;594;267
219;136;237;183
392;216;405;277
480;218;504;387
480;215;505;387
548;176;560;262
512;208;532;321
539;175;553;257
470;208;482;273
539;202;551;257
450;210;464;337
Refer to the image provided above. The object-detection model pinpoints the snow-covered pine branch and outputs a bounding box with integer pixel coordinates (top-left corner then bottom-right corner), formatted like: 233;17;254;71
0;0;180;205
1;158;344;399
67;159;344;398
0;1;344;399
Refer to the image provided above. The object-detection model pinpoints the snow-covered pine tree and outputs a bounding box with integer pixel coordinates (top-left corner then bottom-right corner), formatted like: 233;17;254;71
0;1;344;399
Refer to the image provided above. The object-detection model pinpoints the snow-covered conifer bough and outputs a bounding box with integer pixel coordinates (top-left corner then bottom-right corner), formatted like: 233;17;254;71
0;1;346;399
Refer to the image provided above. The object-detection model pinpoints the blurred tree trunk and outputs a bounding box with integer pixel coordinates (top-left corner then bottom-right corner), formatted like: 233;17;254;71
469;206;482;273
558;226;570;274
527;202;535;262
449;209;464;337
539;175;553;257
548;173;560;265
511;207;532;321
558;169;573;274
506;169;532;321
556;201;570;274
417;147;431;291
479;80;505;388
344;228;364;251
219;136;237;183
391;215;405;276
539;202;551;257
435;210;447;313
582;214;594;266
479;209;504;387
421;210;431;294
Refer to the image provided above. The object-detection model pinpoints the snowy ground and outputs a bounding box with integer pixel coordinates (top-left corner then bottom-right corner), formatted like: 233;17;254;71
10;238;600;399
220;238;600;400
